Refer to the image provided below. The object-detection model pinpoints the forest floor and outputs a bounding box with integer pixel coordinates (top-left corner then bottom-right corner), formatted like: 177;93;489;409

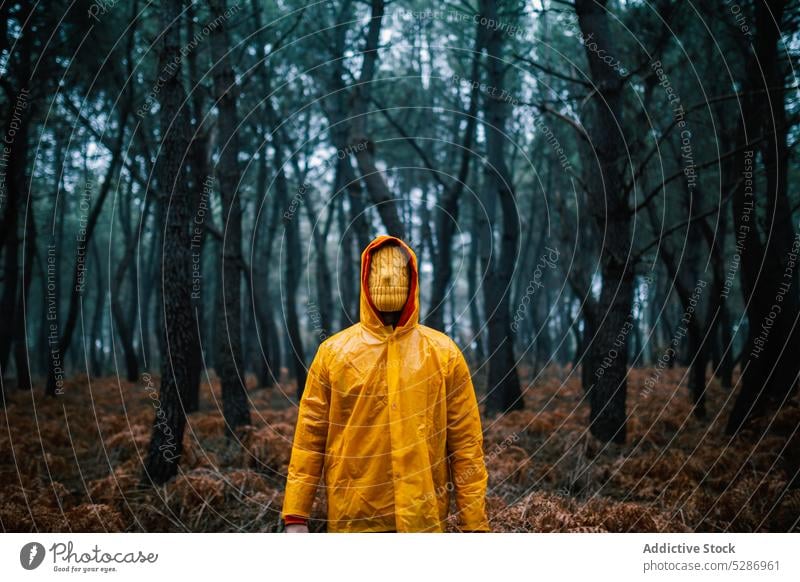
1;366;798;532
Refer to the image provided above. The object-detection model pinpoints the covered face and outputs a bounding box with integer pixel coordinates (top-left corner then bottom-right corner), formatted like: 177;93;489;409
367;243;410;312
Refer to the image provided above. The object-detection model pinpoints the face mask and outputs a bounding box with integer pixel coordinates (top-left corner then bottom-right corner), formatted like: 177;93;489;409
368;245;410;312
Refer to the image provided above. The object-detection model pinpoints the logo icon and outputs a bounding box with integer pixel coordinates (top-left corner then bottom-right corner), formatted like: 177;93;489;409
20;542;46;570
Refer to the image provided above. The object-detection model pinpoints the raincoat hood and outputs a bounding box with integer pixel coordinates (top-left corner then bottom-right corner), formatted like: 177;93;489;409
360;235;419;337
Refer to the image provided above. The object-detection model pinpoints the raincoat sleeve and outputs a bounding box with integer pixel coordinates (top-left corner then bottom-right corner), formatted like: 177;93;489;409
282;345;331;520
446;348;491;532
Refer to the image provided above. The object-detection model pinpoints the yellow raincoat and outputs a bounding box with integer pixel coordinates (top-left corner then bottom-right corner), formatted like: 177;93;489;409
282;235;490;532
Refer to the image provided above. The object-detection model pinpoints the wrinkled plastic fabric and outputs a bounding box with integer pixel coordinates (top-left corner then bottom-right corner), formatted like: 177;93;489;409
282;235;490;532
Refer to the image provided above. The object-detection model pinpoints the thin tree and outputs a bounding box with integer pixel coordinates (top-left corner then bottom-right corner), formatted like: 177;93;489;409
479;0;523;415
209;0;251;434
142;0;195;484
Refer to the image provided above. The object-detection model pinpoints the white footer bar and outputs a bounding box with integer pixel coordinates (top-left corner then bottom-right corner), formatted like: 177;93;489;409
1;533;797;581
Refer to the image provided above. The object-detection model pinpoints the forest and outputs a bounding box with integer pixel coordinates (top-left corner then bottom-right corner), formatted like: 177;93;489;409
1;0;799;532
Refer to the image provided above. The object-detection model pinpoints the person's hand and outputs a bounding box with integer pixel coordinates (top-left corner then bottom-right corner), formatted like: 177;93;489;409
285;523;309;533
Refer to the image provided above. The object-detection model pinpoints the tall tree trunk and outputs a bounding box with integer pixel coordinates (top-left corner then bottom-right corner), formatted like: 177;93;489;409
337;194;359;325
142;0;194;485
184;0;208;413
140;225;159;369
576;0;632;443
89;237;105;375
284;210;307;399
253;147;282;388
0;3;33;388
0;87;30;384
717;301;733;389
270;130;306;397
727;0;798;433
578;301;598;392
13;190;35;390
468;199;484;362
480;0;523;416
259;56;307;395
303;188;334;338
111;189;149;382
209;0;251;435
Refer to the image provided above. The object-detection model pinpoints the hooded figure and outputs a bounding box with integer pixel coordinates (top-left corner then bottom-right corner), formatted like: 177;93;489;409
282;235;489;532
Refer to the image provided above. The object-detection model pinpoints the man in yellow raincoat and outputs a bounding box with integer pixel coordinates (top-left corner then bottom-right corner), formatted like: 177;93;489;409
282;235;490;533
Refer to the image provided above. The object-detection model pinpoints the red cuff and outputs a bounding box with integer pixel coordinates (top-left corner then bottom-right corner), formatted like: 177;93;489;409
284;515;308;525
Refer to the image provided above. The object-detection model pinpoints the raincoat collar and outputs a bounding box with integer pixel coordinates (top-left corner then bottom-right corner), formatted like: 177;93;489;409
360;235;419;339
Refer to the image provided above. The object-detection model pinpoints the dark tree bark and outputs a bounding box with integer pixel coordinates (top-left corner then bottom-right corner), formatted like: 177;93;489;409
184;0;209;414
716;302;734;389
480;0;523;416
0;86;31;384
575;0;632;443
467;197;485;362
727;0;799;434
111;185;149;382
142;0;195;485
209;0;251;435
13;190;35;391
89;237;105;375
140;224;160;369
0;3;35;390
